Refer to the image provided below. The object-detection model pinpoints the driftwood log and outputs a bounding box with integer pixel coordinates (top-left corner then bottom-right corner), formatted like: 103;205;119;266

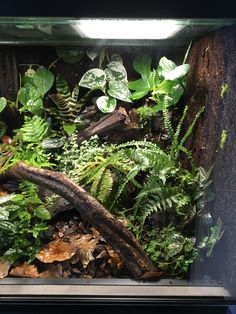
7;161;158;278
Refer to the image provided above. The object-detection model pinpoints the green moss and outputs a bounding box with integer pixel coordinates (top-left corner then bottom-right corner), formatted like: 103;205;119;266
220;129;228;149
220;83;229;99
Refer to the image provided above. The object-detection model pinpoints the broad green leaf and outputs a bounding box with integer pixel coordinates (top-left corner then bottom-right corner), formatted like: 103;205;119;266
18;87;28;106
167;242;183;257
57;46;85;63
34;207;51;220
152;80;175;95
131;90;150;100
133;54;152;79
33;66;54;97
106;61;127;82
79;68;106;90
128;78;150;91
26;98;43;116
96;96;117;113
63;123;76;135
157;57;176;78
164;64;190;81
108;80;132;103
29;86;41;101
0;97;7;113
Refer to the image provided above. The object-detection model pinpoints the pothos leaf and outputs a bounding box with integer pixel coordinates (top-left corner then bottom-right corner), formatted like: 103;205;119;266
33;66;54;97
108;80;132;103
105;61;127;82
96;96;117;113
79;68;106;90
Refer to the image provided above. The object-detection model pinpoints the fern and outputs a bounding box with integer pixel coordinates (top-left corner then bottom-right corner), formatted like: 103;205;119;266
179;106;205;147
163;108;174;140
16;116;49;143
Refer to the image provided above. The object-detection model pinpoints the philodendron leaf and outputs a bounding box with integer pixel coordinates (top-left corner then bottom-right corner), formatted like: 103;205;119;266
34;66;54;97
105;61;127;82
164;64;190;81
57;46;85;63
157;57;176;78
0;97;7;113
79;68;106;90
152;80;175;95
96;96;117;113
131;90;150;100
133;54;152;79
108;80;132;103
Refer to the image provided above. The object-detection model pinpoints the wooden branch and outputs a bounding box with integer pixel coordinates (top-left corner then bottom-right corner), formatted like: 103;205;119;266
8;161;158;278
77;107;129;144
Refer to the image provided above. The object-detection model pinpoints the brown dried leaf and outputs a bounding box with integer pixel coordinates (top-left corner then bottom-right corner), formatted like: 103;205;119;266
9;263;40;278
77;238;99;268
36;240;77;263
39;264;63;278
0;258;11;278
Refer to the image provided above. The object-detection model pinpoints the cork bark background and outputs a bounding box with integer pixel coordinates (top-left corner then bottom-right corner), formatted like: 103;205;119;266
184;24;236;294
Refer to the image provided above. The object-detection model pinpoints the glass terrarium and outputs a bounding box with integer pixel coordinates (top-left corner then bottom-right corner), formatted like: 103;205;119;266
0;17;236;305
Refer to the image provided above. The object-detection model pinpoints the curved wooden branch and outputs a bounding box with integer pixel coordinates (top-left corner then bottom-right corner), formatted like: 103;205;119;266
8;161;158;278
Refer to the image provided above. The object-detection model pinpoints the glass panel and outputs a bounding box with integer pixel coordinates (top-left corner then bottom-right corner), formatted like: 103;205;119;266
0;18;236;303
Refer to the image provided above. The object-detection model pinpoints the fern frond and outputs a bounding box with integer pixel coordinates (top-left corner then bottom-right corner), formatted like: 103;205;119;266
17;116;49;143
97;169;113;203
163;108;174;140
179;106;205;147
170;105;188;159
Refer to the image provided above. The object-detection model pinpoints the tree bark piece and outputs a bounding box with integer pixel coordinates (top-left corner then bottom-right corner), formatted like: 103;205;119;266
184;24;236;293
77;107;129;144
8;161;157;278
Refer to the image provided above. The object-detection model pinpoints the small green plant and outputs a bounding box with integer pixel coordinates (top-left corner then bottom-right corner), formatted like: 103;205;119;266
143;226;198;277
220;129;228;149
129;54;190;113
0;193;49;264
18;66;54;116
79;54;132;113
220;83;229;99
198;218;224;257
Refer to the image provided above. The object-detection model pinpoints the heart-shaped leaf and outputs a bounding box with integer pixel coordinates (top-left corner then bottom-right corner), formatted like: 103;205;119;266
106;61;127;82
133;54;152;79
164;64;190;81
111;54;123;64
63;123;76;135
0;97;7;113
96;96;117;113
79;68;106;90
157;57;176;78
108;81;132;103
34;66;54;97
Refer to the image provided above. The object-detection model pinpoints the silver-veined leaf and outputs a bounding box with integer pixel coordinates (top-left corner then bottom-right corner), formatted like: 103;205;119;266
108;80;132;103
96;96;117;113
79;68;106;90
